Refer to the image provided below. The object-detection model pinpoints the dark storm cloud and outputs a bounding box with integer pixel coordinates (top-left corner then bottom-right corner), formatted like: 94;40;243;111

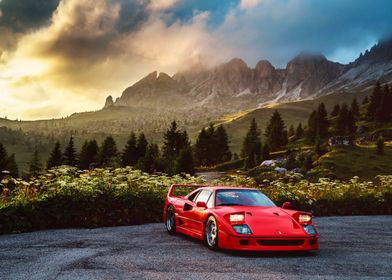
115;0;149;32
0;0;60;32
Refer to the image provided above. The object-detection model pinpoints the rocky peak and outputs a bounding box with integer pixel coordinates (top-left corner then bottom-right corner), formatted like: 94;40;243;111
103;95;114;108
156;72;178;90
286;52;328;74
353;37;392;65
254;60;276;78
225;57;248;68
134;71;158;87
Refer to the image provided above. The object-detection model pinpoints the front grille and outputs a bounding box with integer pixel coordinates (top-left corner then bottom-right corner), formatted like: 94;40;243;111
257;239;304;246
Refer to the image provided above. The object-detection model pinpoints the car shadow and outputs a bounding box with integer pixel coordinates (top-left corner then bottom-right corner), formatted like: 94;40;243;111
174;232;318;258
221;249;318;258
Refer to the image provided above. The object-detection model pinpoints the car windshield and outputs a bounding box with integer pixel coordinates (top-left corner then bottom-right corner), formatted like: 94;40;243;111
215;189;275;207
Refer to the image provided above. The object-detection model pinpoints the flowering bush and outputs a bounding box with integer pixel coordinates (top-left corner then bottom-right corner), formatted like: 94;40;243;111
0;167;391;234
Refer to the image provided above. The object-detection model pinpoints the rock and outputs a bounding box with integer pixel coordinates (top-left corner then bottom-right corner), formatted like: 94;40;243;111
103;95;114;108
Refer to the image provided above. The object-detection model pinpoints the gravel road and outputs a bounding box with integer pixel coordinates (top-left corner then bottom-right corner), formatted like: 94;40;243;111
0;216;391;280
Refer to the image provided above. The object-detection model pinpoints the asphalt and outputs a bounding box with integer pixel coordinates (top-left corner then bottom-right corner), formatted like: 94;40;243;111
0;216;391;280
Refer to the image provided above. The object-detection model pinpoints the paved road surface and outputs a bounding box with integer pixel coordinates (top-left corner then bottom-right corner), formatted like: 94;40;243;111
0;216;391;280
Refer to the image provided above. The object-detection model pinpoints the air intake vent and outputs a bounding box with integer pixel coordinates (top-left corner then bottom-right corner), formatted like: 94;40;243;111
257;239;304;246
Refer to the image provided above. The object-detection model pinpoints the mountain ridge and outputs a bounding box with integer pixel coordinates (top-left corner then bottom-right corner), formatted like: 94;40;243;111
108;38;392;112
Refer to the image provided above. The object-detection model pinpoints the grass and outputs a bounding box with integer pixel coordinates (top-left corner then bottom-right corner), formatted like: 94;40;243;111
213;90;369;153
313;144;392;180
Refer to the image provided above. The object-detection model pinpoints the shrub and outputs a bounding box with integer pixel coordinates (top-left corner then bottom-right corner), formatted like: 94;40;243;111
0;167;391;234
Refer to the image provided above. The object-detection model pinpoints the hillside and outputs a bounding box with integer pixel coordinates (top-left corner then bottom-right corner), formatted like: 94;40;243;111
214;90;369;152
0;87;372;173
312;144;392;180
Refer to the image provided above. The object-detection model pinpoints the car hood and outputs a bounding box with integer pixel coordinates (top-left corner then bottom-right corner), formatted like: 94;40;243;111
216;206;307;237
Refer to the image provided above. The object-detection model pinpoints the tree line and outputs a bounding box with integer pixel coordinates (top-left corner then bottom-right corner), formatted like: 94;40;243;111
0;81;389;178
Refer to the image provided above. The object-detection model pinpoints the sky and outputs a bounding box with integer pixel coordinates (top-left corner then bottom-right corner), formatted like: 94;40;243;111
0;0;391;120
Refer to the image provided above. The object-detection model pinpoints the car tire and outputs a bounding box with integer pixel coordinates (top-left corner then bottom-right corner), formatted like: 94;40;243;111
165;205;176;235
205;216;218;250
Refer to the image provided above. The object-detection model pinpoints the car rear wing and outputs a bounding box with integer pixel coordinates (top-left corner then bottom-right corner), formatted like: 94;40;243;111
167;184;207;198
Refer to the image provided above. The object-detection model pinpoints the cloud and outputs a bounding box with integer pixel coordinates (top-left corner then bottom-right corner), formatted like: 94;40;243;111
240;0;261;9
1;0;392;120
0;0;59;32
0;0;230;120
148;0;178;11
214;0;392;67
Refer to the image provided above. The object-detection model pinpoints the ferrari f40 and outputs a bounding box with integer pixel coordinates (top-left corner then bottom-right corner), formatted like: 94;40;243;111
163;184;318;251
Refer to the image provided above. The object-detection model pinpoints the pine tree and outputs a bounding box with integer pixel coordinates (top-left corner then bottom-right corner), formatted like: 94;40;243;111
47;141;62;169
121;133;138;167
262;144;270;161
63;136;78;166
316;103;329;140
285;151;297;170
375;85;392;123
78;140;99;170
241;118;262;169
362;96;369;105
29;148;42;177
350;98;360;120
346;109;357;137
0;142;9;179
162;121;189;160
303;154;313;172
265;110;288;151
295;123;304;139
367;81;383;120
376;136;384;155
306;110;318;143
330;104;341;117
6;154;18;178
137;144;162;173
335;103;349;135
205;124;218;165
194;128;209;166
99;136;118;167
288;125;295;138
214;125;232;163
175;147;195;175
136;133;148;159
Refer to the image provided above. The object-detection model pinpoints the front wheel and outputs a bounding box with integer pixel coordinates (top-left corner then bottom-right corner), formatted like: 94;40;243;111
165;205;176;235
205;216;218;250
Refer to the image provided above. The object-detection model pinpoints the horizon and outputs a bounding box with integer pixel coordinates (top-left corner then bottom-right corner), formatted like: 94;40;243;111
0;0;391;120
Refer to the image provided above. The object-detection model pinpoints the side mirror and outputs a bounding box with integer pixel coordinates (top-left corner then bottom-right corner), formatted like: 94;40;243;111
282;202;291;209
196;201;207;209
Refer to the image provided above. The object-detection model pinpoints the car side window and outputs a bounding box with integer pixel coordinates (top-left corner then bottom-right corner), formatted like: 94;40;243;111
195;190;212;204
206;192;214;208
188;190;200;202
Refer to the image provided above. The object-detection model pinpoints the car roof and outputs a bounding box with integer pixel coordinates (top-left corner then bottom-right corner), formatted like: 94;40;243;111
199;186;257;191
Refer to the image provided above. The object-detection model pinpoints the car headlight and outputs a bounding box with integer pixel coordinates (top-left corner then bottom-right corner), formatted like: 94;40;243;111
232;224;252;234
303;225;316;235
229;213;245;223
299;214;312;223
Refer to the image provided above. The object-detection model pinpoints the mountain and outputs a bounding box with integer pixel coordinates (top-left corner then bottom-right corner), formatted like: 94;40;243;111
107;39;392;113
318;38;392;96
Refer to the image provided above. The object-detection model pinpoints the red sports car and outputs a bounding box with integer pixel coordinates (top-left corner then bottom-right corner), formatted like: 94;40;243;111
163;184;318;251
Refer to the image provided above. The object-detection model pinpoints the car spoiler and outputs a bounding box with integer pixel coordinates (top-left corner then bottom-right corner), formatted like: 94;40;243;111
167;184;207;198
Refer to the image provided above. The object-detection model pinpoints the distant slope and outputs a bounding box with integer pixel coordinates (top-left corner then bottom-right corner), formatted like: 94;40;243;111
216;90;369;153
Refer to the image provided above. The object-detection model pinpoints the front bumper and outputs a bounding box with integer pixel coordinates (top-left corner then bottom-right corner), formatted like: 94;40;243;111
218;230;318;251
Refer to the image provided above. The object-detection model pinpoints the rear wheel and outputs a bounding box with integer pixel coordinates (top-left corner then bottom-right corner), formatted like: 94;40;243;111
205;216;218;250
165;205;176;235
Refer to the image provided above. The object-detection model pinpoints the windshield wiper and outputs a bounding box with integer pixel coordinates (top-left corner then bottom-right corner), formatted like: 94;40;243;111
216;203;244;206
